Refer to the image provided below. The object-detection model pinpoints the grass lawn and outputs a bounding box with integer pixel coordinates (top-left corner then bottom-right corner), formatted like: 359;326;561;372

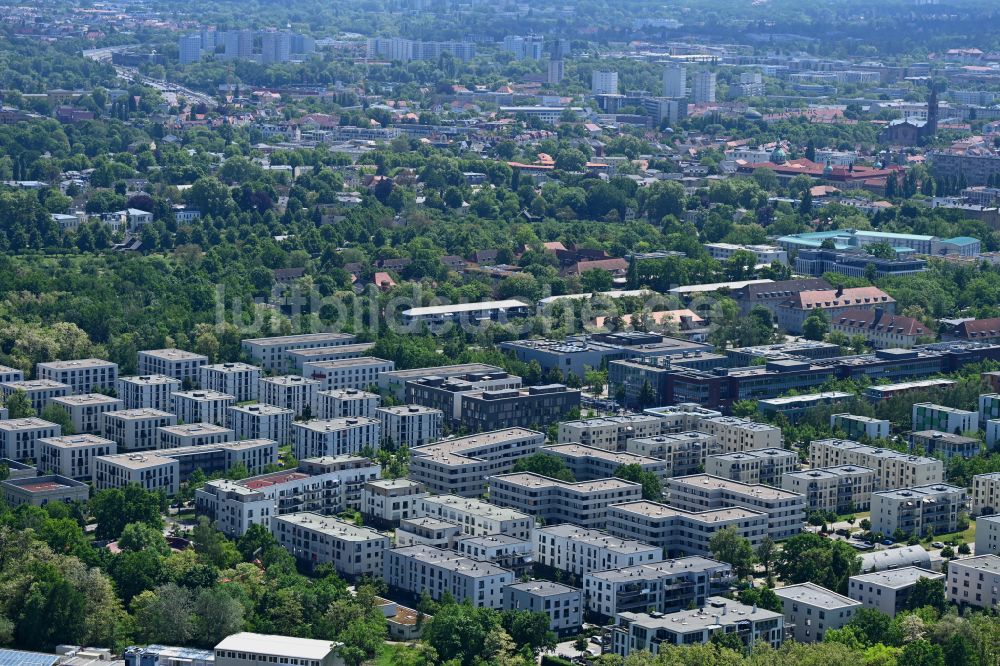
375;643;421;666
921;521;976;549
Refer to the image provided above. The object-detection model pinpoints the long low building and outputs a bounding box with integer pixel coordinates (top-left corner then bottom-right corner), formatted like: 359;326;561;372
665;474;806;540
384;544;515;608
415;494;534;540
558;414;667;450
541;443;669;482
533;524;664;578
870;483;967;538
606;500;769;556
809;438;944;490
704;448;799;486
488;473;643;529
408;428;544;497
625;431;721;478
780;465;876;514
271;511;390;578
848;567;946;617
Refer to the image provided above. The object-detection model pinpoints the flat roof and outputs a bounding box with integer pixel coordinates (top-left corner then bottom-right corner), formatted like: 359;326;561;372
420;494;530;521
318;388;380;399
813;438;942;465
707;448;797;463
620;597;782;631
669;474;802;500
950;555;1000;574
294;417;380;432
202;362;261;373
850;566;945;588
51;393;122;406
492;472;640;493
260;374;322;385
38;434;113;448
173;389;235;401
588;557;727;583
611;500;766;523
159;423;233;436
561;414;664;428
668;279;772;295
700;416;781;432
784;465;874;480
506;580;579;596
97;452;177;469
401;299;529;317
242;333;355;346
105;408;174;419
0;418;58;431
118;374;182;385
543;443;663;466
302;356;391;368
775;582;862;609
2;474;88;492
2;379;69;390
382;364;503;380
139;348;208;360
832;413;889;424
37;358;115;369
411;428;542;465
215;632;341;660
230;403;295;416
759;392;853;406
913;402;975;415
536;524;660;554
287;343;375;358
389;544;512;576
274;512;387;540
874;483;965;500
377;405;442;416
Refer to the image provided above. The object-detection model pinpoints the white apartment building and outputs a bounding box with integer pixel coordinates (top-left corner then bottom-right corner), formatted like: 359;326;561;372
259;375;319;418
611;598;783;657
666;474;806;540
830;413;891;440
302;357;395;391
409;427;545;497
696;416;783;453
505;582;583;636
489;473;643;529
947;555;1000;609
870;483;967;538
781;465;876;514
987;419;1000;449
286;344;375;373
0;379;70;412
557;415;666;450
377;405;442;448
214;633;343;666
36;359;118;394
292;417;380;459
912;403;977;435
200;363;261;402
137;348;208;383
455;533;534;574
159;423;235;449
644;404;722;432
705;448;799;486
848;567;946;616
775;582;862;643
172;390;235;426
809;438;945;491
416;494;534;540
978;392;1000;426
0;417;61;461
542;443;668;484
316;388;380;419
625;431;721;477
228;403;293;445
37;434;116;480
591;70;618;95
48;393;123;434
0;365;24;384
94;451;179;494
972;472;1000;515
271;512;389;577
704;243;787;265
101;409;177;451
607;500;769;555
116;375;181;411
385;544;514;608
395;516;463;548
584;558;733;619
241;333;357;372
534;524;663;578
975;514;1000;555
361;478;427;528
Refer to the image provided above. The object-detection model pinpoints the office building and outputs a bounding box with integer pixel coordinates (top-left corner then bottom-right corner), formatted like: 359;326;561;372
607;500;769;555
865;378;957;401
259;375;319;418
178;34;202;64
48;393;122;434
172;389;235;426
271;512;389;577
405;372;524;421
385;545;514;608
241;333;357;372
214;633;344;666
292;417;380;459
0;379;70;412
972;472;1000;515
489;473;643;528
690;70;717;103
505;582;582;636
416;494;534;540
663;64;686;98
665;474;806;540
303;357;395;392
830;413;891;440
758;392;853;422
705;448;798;486
455;385;580;433
910;430;982;459
610;598;784;656
380;363;507;401
696;416;783;453
377;405;442;448
544;443;668;482
1;474;89;507
775;583;862;643
200;363;261;403
975;514;1000;555
848;567;946;616
592;70;619;95
36;359;118;395
0;417;60;461
37;434;116;480
809;438;945;490
159;423;235;449
534;524;664;578
117;374;182;411
315;388;379;419
408;427;544;497
781;466;876;514
584;558;732;620
137;349;208;383
101;408;177;451
558;414;666;450
125;645;214;666
228;404;294;446
871;483;967;537
946;555;1000;609
361;478;427;528
912;403;977;435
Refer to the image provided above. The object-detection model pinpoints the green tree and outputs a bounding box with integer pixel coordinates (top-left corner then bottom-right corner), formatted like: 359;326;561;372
15;570;87;650
905;576;947;613
500;610;557;654
4;389;36;419
40;404;74;434
708;526;756;579
776;533;860;594
90;484;164;540
756;535;777;579
900;640;945;666
512;453;575;482
118;522;170;556
803;309;830;341
613;463;662;501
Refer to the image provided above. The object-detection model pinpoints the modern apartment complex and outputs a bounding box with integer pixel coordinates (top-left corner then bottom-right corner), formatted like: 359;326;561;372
291;417;380;459
36;358;118;394
0;418;61;461
625;431;722;478
241;333;357;372
259;375;319;418
870;484;967;537
542;443;668;483
947;555;1000;609
316;388;380;419
830;413;891;440
704;448;799;486
361;478;427;528
158;423;235;448
504;582;583;636
488;473;643;529
200;363;261;402
0;379;70;412
774;582;862;643
376;405;442;448
416;494;534;540
271;512;389;577
911;403;977;434
48;393;123;434
809;438;945;490
606;500;769;555
228;404;294;445
558;414;666;450
972;472;1000;515
848;567;946;616
533;524;664;578
37;434;116;480
384;545;514;608
584;558;733;619
101;408;177;451
172;390;235;426
137;348;208;383
695;416;783;453
302;357;395;392
116;374;182;411
780;466;876;513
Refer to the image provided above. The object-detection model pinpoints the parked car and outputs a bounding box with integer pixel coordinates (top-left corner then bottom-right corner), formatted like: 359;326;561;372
932;541;946;549
881;539;894;546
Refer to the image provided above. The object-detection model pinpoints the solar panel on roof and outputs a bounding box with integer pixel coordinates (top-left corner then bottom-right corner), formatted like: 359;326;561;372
0;649;59;666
